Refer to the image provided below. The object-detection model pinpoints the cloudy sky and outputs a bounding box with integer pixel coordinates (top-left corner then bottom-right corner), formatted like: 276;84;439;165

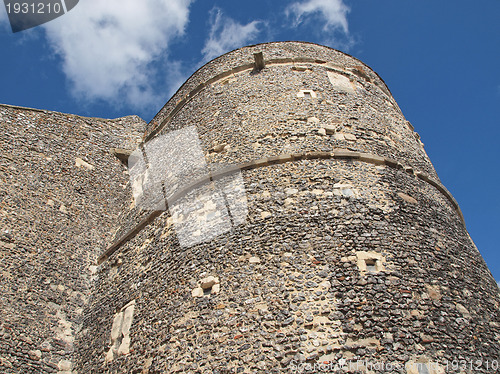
0;0;499;283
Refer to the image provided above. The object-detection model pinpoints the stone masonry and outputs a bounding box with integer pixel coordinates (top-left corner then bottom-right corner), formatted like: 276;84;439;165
0;105;145;372
1;42;499;373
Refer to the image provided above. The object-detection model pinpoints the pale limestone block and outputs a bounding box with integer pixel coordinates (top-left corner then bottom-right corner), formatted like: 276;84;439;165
191;287;204;297
297;89;317;98
260;211;271;219
117;335;131;355
249;256;261;264
211;284;220;294
397;192;418;204
105;348;114;362
323;124;336;135
355;251;386;273
110;311;124;342
75;157;94;170
121;303;135;336
58;359;73;371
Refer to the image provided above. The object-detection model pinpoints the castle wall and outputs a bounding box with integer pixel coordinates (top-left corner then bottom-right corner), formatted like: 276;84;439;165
0;105;145;373
79;42;500;372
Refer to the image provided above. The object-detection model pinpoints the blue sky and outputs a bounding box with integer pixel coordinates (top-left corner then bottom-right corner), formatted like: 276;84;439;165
1;0;499;283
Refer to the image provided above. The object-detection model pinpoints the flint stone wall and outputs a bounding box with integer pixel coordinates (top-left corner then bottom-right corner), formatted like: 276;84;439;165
0;104;145;373
79;160;500;373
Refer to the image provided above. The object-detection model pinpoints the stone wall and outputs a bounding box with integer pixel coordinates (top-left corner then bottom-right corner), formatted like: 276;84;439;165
80;161;500;373
0;104;145;373
79;42;499;373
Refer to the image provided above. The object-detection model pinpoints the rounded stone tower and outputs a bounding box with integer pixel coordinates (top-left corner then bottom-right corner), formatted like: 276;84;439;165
78;42;500;373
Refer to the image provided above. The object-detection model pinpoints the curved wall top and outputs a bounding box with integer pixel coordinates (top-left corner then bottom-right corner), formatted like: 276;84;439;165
148;41;397;138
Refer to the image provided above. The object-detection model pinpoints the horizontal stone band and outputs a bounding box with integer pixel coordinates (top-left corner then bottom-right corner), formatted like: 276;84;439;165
98;149;463;265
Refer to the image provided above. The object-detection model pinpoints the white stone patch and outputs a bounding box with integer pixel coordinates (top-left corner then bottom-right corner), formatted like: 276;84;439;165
397;192;418;204
327;71;355;93
106;300;136;362
75;157;94;170
260;211;272;219
249;256;261;264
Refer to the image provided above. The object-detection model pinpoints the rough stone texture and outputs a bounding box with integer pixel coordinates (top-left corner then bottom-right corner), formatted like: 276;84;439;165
0;104;145;373
1;41;499;373
76;42;499;373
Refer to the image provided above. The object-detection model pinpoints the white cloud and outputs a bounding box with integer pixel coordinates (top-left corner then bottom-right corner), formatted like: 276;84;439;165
287;0;350;33
42;0;193;111
202;9;263;62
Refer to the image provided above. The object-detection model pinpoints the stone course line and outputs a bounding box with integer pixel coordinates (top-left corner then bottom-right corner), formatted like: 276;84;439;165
98;149;463;265
145;57;400;143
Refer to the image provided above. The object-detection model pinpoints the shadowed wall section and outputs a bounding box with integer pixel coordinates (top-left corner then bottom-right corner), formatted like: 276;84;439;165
0;105;145;373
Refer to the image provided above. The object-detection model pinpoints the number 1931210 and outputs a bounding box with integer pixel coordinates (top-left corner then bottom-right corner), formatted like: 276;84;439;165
445;359;498;371
5;2;63;14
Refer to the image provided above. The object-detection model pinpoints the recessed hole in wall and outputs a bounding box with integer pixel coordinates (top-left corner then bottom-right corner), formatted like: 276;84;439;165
192;275;220;298
365;259;377;272
291;66;311;72
356;251;386;273
297;89;317;98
